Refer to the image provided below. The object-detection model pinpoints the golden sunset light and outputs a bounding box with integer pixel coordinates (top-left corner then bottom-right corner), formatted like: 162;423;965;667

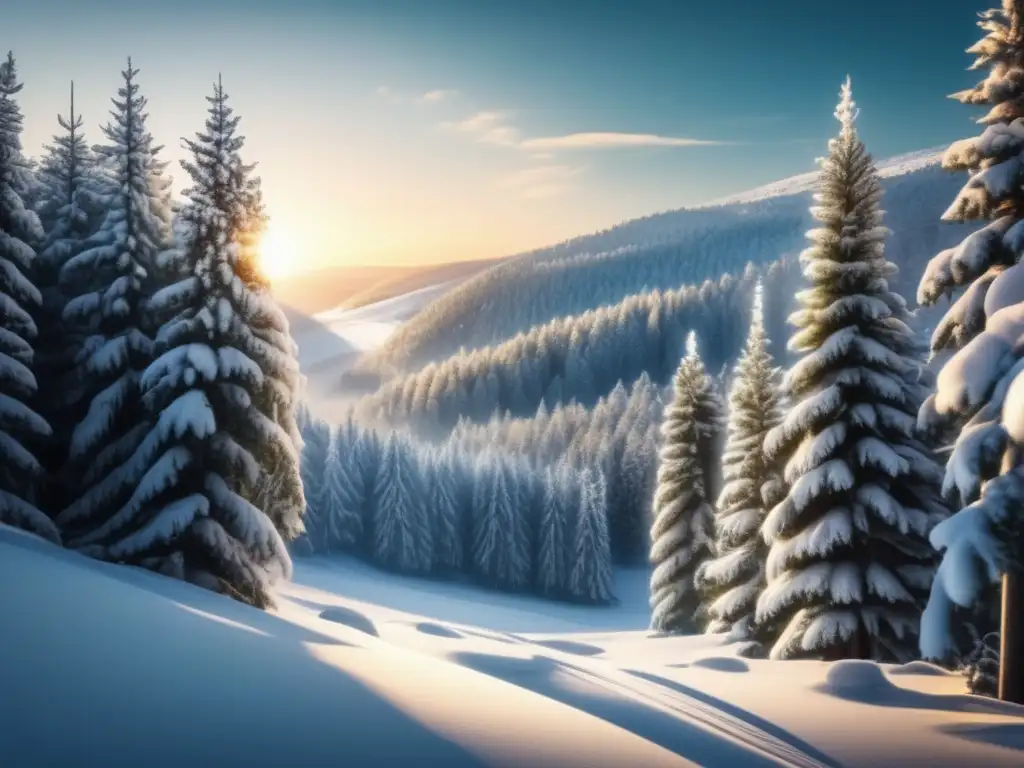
4;3;1020;765
258;223;297;280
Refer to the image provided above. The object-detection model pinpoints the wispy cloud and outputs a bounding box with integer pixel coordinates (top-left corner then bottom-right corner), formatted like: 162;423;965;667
521;132;728;150
378;85;460;106
441;111;522;147
416;89;460;104
441;108;725;153
496;164;584;199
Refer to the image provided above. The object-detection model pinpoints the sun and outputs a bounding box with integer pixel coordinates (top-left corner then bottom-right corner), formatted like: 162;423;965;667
257;225;297;280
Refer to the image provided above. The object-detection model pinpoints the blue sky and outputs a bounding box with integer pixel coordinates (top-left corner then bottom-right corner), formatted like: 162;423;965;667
9;0;989;273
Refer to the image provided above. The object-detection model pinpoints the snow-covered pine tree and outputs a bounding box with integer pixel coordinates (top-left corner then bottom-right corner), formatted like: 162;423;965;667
569;467;615;603
55;59;173;544
696;282;782;641
61;75;300;607
372;432;429;573
231;189;304;545
914;2;1024;698
299;417;331;549
472;456;530;589
427;444;463;572
0;52;57;543
536;461;571;595
323;417;364;553
649;332;725;634
32;82;108;510
756;79;944;662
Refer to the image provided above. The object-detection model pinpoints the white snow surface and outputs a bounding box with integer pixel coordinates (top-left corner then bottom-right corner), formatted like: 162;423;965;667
2;524;1022;767
293;280;458;371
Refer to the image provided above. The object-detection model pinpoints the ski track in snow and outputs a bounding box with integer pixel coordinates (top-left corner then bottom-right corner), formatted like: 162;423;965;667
284;559;838;764
278;556;1024;767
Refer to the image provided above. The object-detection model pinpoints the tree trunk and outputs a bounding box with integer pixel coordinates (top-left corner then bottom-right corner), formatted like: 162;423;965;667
999;569;1023;704
850;618;869;660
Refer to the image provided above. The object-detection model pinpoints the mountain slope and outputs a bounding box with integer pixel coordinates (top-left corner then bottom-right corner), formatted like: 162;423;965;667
348;149;970;387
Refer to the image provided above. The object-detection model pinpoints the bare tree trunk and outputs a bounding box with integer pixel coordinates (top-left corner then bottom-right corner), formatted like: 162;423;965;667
999;569;1023;703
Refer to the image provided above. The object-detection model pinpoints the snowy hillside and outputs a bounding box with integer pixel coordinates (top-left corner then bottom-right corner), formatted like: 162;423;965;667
294;280;456;372
4;525;1021;767
348;149;970;385
293;280;457;418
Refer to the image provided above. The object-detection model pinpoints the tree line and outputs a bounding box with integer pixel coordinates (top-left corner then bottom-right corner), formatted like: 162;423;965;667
294;408;615;604
445;373;665;564
352;261;797;439
0;54;303;608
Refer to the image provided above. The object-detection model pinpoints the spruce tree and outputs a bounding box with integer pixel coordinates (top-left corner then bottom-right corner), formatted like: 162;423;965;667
915;1;1024;699
427;444;463;572
299;417;331;549
756;79;944;662
323;417;364;554
569;467;615;603
472;456;530;589
696;283;782;641
0;52;57;543
56;59;173;543
649;332;725;633
63;76;300;607
372;432;428;572
32;82;107;510
536;461;571;595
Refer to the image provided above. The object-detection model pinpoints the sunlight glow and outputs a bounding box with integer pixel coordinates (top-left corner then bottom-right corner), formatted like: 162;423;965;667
258;224;298;280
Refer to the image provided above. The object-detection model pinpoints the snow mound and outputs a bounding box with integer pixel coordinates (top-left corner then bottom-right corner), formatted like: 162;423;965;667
531;639;605;656
416;621;466;639
818;659;894;698
690;656;750;673
318;605;379;636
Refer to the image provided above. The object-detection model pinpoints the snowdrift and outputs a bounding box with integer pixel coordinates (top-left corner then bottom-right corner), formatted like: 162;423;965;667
3;525;1022;767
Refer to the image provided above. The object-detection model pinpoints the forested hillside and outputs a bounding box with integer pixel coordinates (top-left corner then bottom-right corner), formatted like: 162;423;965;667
352;261;790;437
346;151;971;390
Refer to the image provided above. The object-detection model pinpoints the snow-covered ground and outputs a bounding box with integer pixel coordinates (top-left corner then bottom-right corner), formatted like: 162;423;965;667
294;279;457;371
291;279;456;418
4;524;1022;767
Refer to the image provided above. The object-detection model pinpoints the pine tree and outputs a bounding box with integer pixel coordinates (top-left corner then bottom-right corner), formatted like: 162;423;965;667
649;332;725;633
62;75;300;607
427;444;463;572
55;59;173;543
569;467;615;603
32;82;107;510
472;456;530;589
0;52;57;543
299;417;331;549
371;432;428;572
323;417;365;554
536;461;571;595
915;2;1024;699
756;79;944;662
696;283;782;642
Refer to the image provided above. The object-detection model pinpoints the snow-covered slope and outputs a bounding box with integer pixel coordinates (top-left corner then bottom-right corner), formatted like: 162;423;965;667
704;148;945;207
5;525;1022;767
295;280;458;372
